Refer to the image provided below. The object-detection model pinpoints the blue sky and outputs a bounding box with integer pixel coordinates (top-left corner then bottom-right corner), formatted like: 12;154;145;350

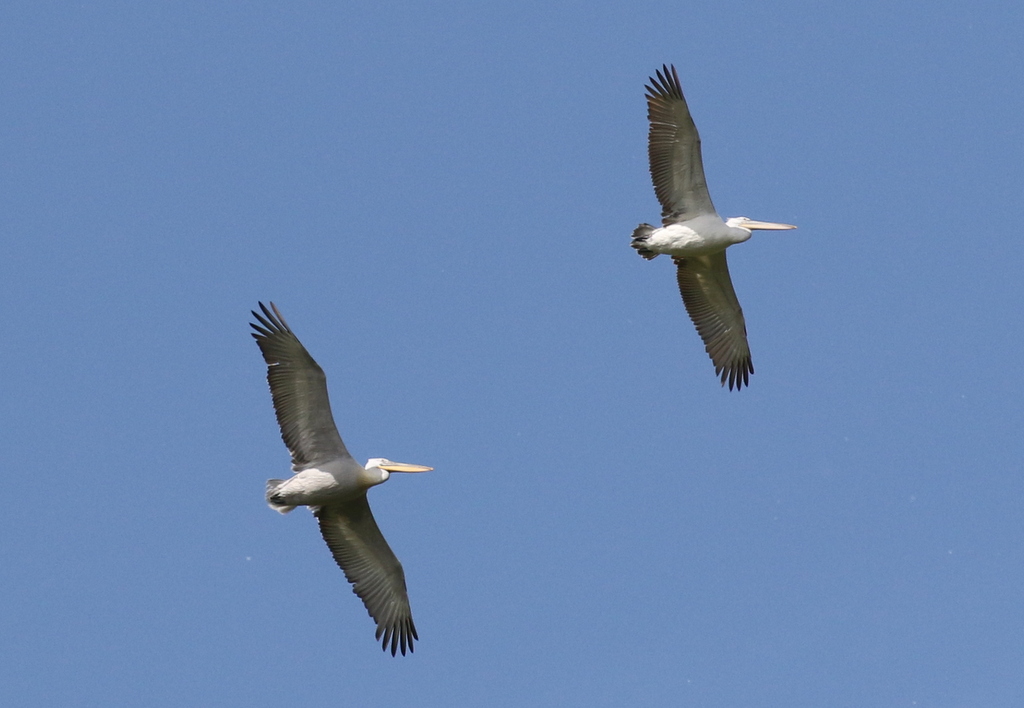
1;1;1023;705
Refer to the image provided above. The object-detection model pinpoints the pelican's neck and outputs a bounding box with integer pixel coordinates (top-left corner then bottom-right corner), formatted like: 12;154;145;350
360;459;390;487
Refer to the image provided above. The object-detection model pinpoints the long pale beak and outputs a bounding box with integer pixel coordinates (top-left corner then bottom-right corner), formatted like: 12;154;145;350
378;462;433;473
745;220;797;230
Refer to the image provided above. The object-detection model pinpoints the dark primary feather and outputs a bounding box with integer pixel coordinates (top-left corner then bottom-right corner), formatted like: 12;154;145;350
673;253;754;390
249;302;352;469
317;498;418;656
646;64;717;222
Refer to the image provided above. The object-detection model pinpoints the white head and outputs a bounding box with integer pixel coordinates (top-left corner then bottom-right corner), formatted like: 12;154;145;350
725;216;798;233
363;458;433;486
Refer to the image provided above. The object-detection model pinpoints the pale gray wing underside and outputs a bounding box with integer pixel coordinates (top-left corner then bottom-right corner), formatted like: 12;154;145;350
673;252;754;390
646;64;718;223
316;497;418;656
250;302;352;469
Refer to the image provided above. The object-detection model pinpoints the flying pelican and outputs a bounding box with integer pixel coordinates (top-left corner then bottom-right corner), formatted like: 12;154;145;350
631;64;796;390
250;302;432;656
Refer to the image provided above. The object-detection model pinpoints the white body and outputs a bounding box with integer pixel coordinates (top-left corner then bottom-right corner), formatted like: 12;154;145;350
272;467;345;507
643;214;752;257
268;457;398;511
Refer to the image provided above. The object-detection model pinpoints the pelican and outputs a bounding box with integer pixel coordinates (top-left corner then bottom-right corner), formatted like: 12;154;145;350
631;65;796;390
250;302;432;656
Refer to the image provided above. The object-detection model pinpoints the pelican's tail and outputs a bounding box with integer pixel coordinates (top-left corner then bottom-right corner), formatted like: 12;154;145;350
630;223;659;260
265;479;296;514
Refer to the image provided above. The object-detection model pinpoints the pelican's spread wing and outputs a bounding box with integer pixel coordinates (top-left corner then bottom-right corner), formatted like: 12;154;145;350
250;302;351;469
317;497;418;656
673;252;754;390
646;64;717;222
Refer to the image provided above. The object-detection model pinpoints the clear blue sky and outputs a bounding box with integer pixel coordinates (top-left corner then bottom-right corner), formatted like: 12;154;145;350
2;1;1023;706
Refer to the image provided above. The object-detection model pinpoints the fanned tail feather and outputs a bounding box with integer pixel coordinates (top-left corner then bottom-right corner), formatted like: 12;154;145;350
265;479;296;514
630;223;659;259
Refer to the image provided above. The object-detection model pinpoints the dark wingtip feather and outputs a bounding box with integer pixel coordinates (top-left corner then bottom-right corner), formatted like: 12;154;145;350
378;620;416;656
646;63;683;102
250;301;291;338
718;358;754;391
